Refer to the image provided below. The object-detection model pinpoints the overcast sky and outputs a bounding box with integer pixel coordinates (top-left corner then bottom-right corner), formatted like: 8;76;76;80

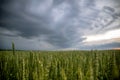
0;0;120;50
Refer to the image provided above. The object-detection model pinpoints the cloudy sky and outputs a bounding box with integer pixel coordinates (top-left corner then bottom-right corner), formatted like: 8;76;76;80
0;0;120;50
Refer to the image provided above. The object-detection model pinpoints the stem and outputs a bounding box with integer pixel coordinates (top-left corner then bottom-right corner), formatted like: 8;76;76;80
12;42;15;55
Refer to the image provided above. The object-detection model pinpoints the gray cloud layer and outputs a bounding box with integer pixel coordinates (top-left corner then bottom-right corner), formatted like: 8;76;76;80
0;0;120;50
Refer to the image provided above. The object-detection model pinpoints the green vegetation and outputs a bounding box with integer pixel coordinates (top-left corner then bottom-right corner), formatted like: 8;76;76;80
0;50;120;80
12;42;15;55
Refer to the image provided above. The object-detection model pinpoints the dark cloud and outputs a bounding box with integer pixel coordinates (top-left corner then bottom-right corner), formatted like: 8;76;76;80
0;0;120;50
53;0;64;5
103;6;115;13
0;19;53;38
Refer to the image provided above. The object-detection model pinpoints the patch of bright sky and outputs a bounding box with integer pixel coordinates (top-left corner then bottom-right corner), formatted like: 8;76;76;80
83;29;120;43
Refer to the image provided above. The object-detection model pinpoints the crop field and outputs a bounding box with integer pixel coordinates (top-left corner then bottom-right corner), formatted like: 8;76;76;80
0;50;120;80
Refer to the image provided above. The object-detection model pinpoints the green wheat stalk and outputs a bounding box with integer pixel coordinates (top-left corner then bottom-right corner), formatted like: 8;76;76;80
12;41;15;55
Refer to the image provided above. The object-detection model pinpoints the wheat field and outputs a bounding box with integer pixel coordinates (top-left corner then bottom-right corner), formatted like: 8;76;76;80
0;50;120;80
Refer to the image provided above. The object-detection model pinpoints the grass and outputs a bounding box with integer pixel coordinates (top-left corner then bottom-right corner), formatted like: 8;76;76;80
0;50;120;80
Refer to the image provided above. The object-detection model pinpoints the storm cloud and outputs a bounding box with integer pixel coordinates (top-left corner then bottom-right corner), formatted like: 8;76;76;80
0;0;120;50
